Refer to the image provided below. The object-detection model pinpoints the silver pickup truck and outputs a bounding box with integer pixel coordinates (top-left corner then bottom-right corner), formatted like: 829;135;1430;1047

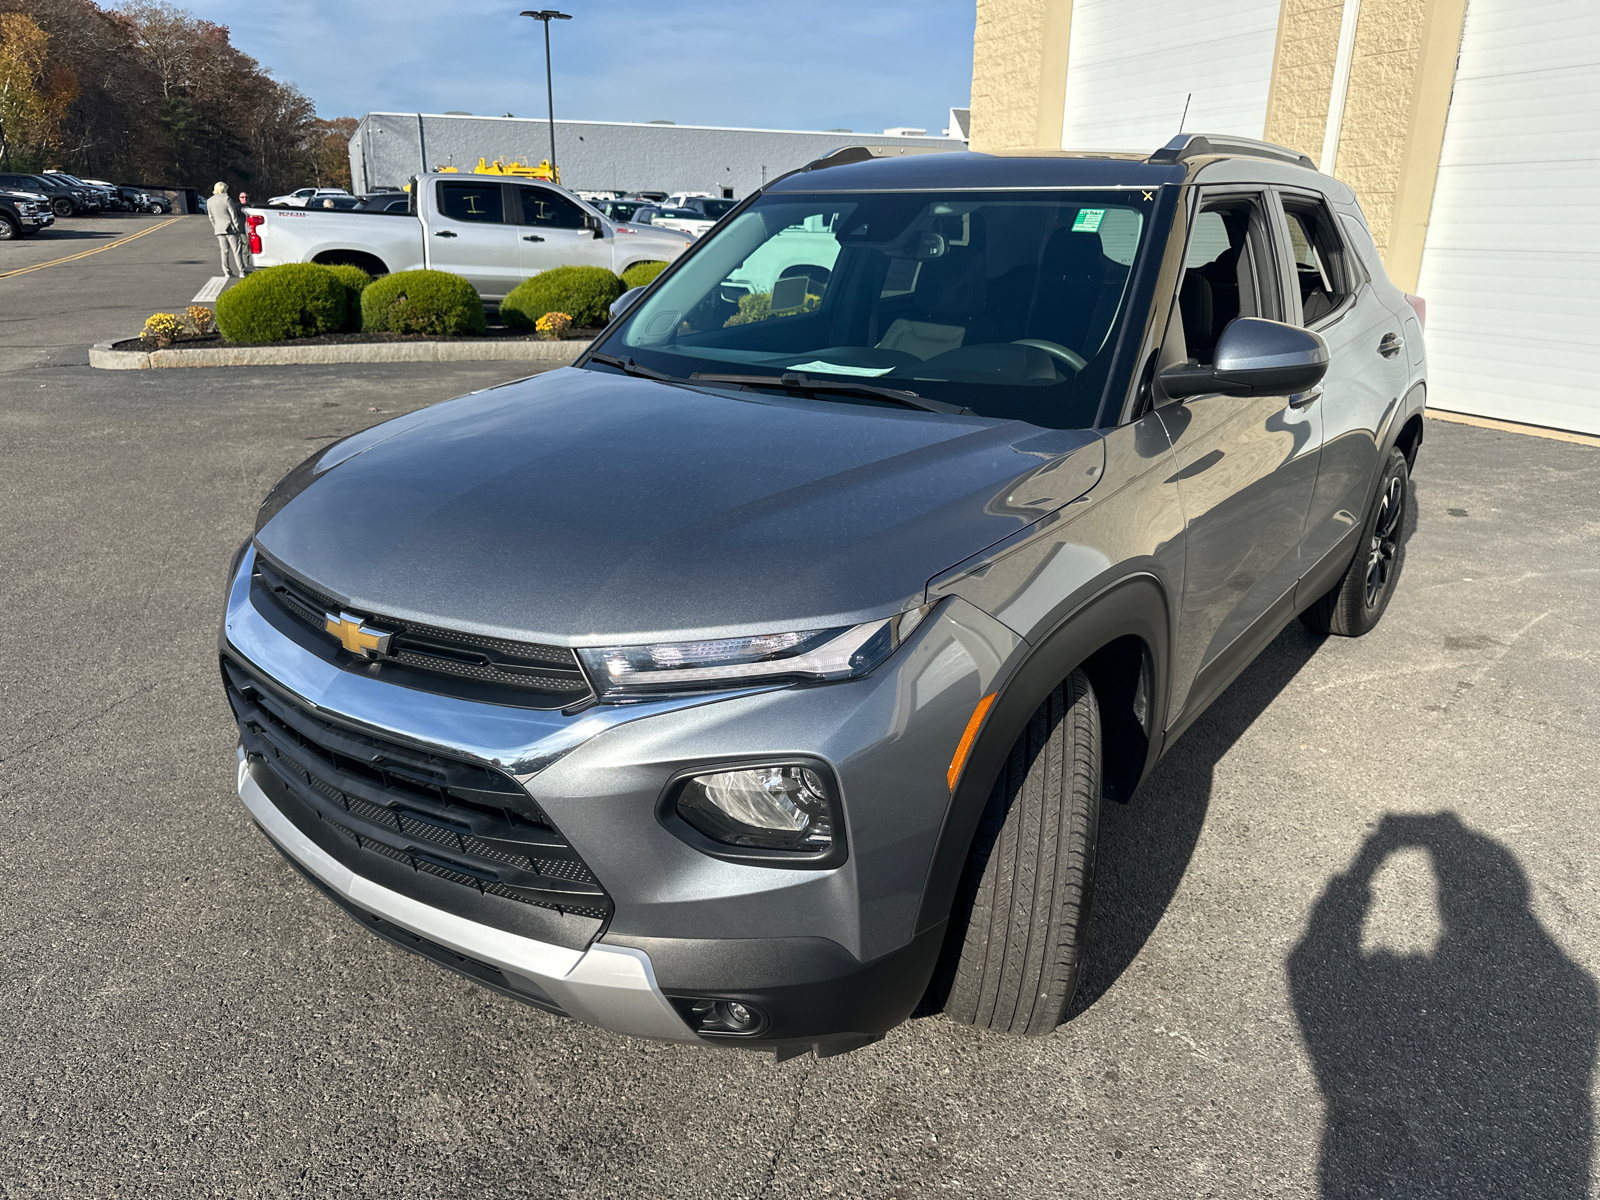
248;174;692;300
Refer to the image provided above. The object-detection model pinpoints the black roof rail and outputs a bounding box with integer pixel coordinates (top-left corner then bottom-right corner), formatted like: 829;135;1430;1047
802;143;963;172
1147;133;1317;171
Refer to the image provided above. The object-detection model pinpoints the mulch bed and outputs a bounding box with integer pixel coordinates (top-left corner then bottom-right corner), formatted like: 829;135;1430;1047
109;325;603;353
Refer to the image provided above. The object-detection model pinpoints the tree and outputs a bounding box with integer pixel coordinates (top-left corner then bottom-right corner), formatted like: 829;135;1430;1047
310;115;355;190
0;12;74;169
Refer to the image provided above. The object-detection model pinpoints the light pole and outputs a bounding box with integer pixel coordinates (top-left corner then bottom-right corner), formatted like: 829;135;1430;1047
519;10;571;173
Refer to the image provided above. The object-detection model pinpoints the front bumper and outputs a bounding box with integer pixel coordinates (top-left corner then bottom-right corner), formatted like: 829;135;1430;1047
237;746;696;1041
224;544;1024;1048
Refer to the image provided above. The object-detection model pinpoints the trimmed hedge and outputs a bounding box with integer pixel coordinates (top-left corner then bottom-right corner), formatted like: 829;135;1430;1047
361;269;486;336
215;263;345;344
620;260;669;291
323;263;372;331
501;265;623;330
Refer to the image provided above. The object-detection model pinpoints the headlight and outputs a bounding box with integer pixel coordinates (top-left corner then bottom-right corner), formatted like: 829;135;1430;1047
677;765;834;851
577;605;930;698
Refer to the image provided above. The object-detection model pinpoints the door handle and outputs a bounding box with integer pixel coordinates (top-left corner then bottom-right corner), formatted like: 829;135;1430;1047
1288;385;1323;409
435;229;457;238
522;234;544;242
1378;332;1403;358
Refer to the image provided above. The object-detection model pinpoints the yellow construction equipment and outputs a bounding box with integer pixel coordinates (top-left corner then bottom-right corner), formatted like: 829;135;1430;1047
434;156;561;183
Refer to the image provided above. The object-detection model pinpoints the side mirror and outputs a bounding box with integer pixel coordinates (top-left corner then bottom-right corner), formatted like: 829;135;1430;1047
1160;317;1329;399
585;213;605;239
610;286;647;321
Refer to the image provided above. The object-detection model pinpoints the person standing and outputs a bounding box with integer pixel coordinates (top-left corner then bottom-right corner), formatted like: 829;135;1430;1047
236;190;254;271
206;182;246;277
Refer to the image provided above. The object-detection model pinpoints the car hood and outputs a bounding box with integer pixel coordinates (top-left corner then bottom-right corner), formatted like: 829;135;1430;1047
255;367;1104;644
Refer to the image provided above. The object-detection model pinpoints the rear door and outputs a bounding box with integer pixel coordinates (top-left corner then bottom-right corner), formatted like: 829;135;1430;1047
1274;188;1409;584
1158;188;1322;727
429;180;521;297
512;184;611;277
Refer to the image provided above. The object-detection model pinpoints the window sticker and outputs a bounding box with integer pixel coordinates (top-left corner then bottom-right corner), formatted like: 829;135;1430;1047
788;360;897;377
1071;208;1106;232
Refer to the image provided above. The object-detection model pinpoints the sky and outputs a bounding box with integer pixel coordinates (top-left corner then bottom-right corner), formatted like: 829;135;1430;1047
174;0;976;135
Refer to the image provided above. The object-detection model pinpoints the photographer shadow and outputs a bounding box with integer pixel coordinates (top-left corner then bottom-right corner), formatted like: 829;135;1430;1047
1288;813;1597;1198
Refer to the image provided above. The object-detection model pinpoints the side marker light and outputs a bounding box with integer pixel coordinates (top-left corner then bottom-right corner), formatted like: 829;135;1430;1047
947;693;998;791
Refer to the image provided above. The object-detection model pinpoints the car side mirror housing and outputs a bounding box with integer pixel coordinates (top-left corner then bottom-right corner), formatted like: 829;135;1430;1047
610;286;647;321
1160;317;1329;399
585;213;605;239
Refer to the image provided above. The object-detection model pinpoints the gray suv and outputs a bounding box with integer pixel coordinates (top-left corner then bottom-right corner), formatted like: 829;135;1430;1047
223;134;1427;1058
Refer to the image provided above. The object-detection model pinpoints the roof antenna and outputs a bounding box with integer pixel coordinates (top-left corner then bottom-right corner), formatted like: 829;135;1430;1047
1177;93;1192;133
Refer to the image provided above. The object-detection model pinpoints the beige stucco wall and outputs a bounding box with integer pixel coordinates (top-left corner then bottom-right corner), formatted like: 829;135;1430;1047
1263;0;1347;162
969;0;1075;151
1266;0;1467;289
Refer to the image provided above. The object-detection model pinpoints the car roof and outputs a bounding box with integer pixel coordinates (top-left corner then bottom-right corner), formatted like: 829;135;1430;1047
763;138;1341;196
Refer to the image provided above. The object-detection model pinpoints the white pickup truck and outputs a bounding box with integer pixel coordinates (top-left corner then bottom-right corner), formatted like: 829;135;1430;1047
247;174;693;301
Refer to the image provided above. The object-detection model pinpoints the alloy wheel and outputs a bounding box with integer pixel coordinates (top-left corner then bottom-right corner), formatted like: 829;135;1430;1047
1364;473;1405;608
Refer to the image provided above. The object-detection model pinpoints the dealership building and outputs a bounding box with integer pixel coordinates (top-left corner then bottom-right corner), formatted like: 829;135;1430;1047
348;111;967;203
970;0;1599;434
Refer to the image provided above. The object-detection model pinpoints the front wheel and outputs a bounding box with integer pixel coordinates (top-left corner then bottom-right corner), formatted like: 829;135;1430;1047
944;669;1101;1036
0;215;16;241
51;198;73;218
1301;446;1409;636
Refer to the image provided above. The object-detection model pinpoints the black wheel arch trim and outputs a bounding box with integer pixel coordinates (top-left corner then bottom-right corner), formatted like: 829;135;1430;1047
912;571;1172;937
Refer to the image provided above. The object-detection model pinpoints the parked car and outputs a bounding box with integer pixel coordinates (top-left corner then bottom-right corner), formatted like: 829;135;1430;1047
268;187;353;208
117;186;171;214
661;191;716;207
594;198;646;224
357;193;411;213
630;204;716;238
223;134;1427;1059
0;187;54;238
0;172;92;217
244;174;691;300
43;171;111;210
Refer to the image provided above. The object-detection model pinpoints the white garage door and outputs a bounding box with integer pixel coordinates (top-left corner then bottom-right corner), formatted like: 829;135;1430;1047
1415;0;1600;433
1059;0;1281;153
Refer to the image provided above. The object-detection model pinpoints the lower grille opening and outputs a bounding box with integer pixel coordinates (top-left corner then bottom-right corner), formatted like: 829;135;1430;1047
225;657;612;925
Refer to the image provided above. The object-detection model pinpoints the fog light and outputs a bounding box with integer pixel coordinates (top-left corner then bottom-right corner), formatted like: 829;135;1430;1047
678;997;768;1036
677;765;834;852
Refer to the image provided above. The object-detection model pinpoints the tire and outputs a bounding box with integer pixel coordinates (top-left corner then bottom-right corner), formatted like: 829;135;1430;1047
944;669;1102;1036
52;197;74;218
1300;446;1409;637
0;215;15;241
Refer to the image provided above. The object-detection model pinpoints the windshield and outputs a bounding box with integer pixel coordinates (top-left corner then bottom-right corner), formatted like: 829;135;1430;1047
594;189;1153;429
697;198;737;218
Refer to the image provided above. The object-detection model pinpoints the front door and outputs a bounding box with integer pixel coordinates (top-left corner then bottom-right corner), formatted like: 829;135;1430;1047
1159;190;1322;727
430;180;521;297
512;185;612;278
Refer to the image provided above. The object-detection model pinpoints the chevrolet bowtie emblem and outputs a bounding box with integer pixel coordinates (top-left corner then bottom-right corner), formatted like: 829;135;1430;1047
325;611;393;657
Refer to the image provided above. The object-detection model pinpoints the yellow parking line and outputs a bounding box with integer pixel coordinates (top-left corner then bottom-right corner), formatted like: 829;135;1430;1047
1427;409;1600;450
0;217;185;280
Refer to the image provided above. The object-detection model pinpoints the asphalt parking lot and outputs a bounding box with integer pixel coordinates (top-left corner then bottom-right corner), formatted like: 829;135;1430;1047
2;217;1598;1199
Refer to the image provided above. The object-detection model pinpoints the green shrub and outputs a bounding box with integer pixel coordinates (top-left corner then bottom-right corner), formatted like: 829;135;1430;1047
323;263;372;331
501;265;623;330
361;269;486;337
723;289;821;326
215;263;345;344
621;260;669;291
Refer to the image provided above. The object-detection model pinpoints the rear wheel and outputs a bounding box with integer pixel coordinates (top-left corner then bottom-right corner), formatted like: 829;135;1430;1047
944;669;1101;1036
1300;446;1409;636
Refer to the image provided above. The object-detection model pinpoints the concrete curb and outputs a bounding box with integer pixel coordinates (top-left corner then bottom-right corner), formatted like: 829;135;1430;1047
90;337;592;370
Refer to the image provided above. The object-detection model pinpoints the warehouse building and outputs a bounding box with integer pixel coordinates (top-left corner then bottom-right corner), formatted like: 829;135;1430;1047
349;112;967;203
970;0;1600;434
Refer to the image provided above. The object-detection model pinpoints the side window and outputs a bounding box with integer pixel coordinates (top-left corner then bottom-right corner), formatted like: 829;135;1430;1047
1280;196;1353;324
437;181;505;224
519;187;586;229
1176;196;1280;366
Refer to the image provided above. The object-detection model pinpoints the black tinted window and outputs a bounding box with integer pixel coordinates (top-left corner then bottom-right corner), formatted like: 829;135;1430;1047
437;181;504;223
1281;196;1353;325
519;187;586;229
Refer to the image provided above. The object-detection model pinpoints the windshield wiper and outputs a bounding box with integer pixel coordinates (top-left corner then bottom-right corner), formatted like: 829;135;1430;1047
586;352;681;382
688;371;969;415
